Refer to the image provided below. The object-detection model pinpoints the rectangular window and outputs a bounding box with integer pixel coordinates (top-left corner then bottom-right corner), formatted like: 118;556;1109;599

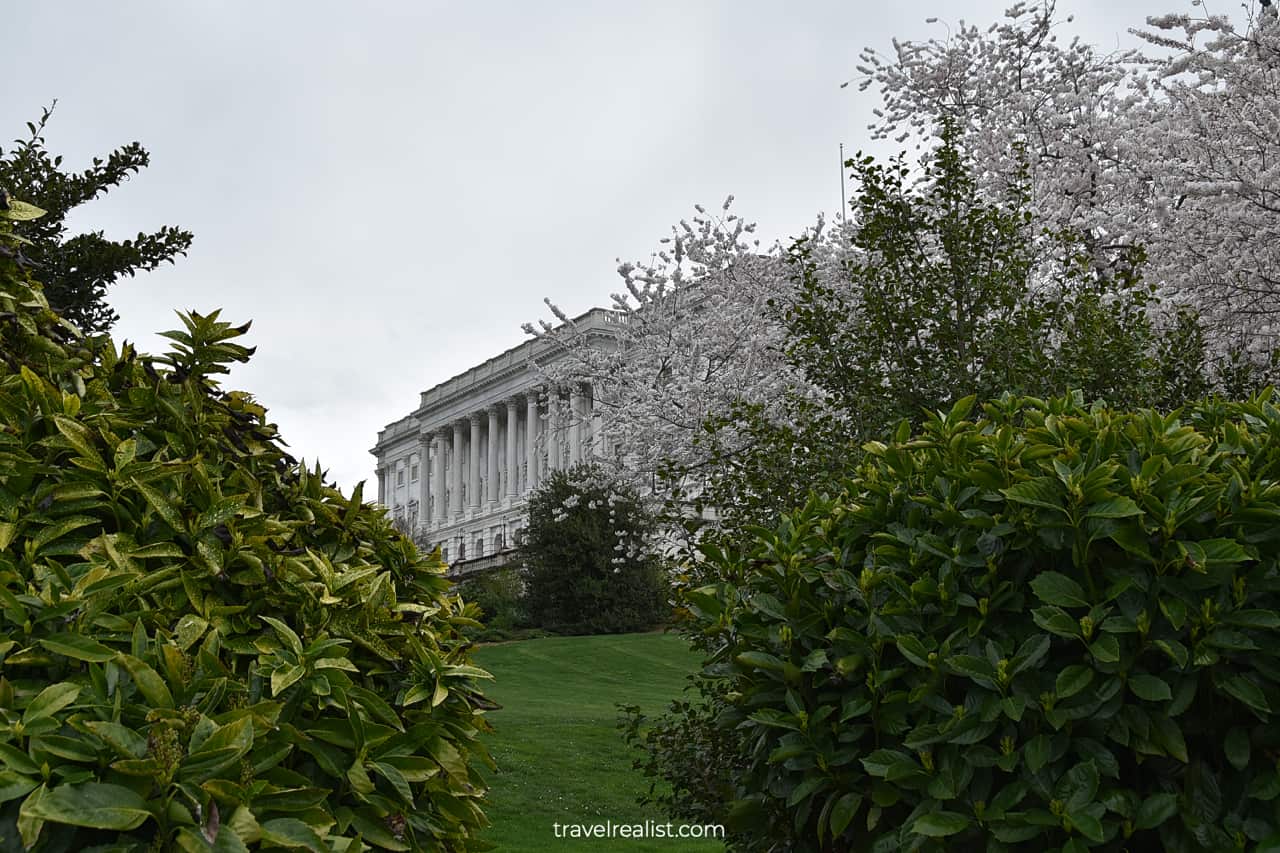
397;469;405;486
410;464;419;482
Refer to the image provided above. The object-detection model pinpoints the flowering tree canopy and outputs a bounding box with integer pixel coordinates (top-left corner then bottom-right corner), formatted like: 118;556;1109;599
856;1;1280;352
522;199;811;496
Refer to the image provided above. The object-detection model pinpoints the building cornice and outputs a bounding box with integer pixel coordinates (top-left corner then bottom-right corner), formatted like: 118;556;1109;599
371;306;623;455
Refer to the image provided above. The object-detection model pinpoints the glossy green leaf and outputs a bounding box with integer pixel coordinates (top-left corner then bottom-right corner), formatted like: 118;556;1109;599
259;817;326;849
737;651;786;671
829;792;861;837
1089;634;1120;663
260;616;303;657
1087;497;1142;518
1135;792;1178;830
3;200;46;220
1003;478;1066;512
22;683;80;724
117;653;174;709
175;614;209;650
1069;809;1104;842
23;782;151;830
1032;606;1080;638
1225;610;1280;630
83;721;147;759
1128;674;1171;702
1059;761;1100;812
1221;675;1270;715
1151;715;1189;763
1024;735;1051;773
38;633;115;662
911;811;971;837
270;665;306;696
1056;665;1094;699
132;478;184;532
0;771;38;806
1225;727;1251;771
1030;572;1088;608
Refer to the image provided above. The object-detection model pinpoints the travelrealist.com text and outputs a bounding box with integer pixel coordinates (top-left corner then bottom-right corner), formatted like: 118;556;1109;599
552;820;726;840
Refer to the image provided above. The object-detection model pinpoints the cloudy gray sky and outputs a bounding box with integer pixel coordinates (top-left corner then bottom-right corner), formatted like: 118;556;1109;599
5;1;1179;492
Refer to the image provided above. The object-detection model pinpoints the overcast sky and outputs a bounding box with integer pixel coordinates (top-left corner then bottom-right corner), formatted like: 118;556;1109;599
5;1;1182;493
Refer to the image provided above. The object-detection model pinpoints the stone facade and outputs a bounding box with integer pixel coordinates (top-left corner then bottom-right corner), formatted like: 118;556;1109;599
370;307;620;563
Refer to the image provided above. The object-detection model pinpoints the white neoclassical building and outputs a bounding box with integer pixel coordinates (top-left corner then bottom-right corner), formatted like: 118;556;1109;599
370;308;621;565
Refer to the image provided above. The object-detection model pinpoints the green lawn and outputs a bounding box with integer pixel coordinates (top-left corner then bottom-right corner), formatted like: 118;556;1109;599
472;632;725;852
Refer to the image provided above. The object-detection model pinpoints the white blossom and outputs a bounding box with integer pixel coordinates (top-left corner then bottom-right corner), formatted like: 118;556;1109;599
858;0;1280;358
527;199;828;513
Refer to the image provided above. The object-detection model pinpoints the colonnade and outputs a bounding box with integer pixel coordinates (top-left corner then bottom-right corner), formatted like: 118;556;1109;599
403;385;597;530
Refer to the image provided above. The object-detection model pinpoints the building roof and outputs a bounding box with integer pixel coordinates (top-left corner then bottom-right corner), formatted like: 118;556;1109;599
371;306;624;454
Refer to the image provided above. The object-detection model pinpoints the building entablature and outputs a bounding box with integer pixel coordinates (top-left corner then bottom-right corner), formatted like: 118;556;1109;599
408;307;621;427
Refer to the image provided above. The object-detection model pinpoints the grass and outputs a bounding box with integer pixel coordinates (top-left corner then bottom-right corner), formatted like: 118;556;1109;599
471;632;725;852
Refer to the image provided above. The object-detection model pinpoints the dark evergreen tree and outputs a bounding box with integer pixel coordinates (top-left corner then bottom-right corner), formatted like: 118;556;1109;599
1;104;192;333
521;463;667;634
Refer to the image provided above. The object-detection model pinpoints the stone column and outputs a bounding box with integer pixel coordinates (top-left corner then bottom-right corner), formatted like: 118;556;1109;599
569;386;583;466
427;432;437;525
525;392;539;493
487;407;500;506
450;421;464;519
506;398;520;499
376;465;386;505
433;432;448;524
548;391;561;471
468;413;482;510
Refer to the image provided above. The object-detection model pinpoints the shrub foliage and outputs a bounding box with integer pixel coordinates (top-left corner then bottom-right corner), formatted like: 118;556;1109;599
688;393;1280;852
0;202;492;850
453;569;527;642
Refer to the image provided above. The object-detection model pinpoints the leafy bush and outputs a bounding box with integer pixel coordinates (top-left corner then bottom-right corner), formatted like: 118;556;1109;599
522;463;667;635
453;569;526;640
618;675;744;830
0;201;492;850
686;392;1280;852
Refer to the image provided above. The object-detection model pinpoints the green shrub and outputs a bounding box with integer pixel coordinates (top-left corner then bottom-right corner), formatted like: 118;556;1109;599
0;202;492;850
688;392;1280;852
454;568;543;643
522;463;667;635
454;569;526;633
618;675;744;830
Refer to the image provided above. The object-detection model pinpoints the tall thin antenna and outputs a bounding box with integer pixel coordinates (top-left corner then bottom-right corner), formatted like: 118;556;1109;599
839;143;847;226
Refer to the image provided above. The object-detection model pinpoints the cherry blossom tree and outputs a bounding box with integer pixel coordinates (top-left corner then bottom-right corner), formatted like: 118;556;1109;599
1134;6;1280;333
522;199;816;503
854;1;1144;249
855;1;1280;367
